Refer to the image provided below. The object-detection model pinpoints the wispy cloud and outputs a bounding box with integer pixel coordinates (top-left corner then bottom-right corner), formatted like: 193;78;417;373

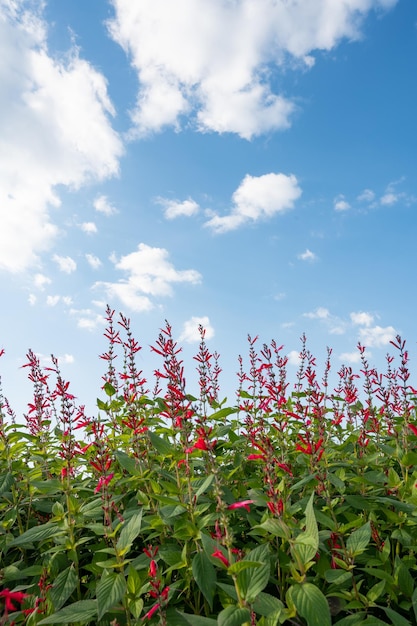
33;273;52;290
108;0;396;139
158;197;200;219
0;4;123;273
85;253;102;270
298;249;317;262
205;172;301;233
95;243;202;311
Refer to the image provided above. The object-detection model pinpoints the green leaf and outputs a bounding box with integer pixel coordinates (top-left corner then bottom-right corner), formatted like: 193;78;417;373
127;564;142;596
116;511;143;553
177;611;217;625
252;591;284;617
324;570;352;585
218;605;252;626
412;587;417;622
346;521;371;557
237;544;270;603
192;551;216;610
253;518;290;539
115;450;138;474
149;431;173;456
50;565;78;611
193;474;215;499
103;381;116;397
38;599;98;624
8;522;64;547
289;583;331;626
228;560;262;575
96;572;127;620
209;407;238;420
367;580;386;602
383;607;412;626
292;493;319;566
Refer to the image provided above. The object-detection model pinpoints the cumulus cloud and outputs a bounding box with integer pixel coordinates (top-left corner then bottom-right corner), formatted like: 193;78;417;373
46;295;60;307
298;249;317;262
350;311;374;326
95;243;202;311
108;0;396;139
94;194;118;216
339;350;364;364
178;316;214;343
205;172;301;233
0;3;123;273
53;254;77;274
158;197;200;219
304;307;330;320
359;325;396;347
287;350;302;366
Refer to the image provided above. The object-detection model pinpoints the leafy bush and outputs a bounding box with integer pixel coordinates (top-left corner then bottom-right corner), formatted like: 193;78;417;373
1;306;417;625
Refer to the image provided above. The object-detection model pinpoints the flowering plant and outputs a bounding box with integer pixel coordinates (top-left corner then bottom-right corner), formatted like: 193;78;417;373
1;309;417;625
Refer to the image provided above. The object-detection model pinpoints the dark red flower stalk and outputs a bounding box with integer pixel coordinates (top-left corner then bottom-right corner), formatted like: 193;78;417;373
194;324;221;408
100;305;122;392
143;545;169;624
22;349;54;445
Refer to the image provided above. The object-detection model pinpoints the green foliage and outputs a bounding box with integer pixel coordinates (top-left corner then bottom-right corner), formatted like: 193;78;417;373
1;312;417;624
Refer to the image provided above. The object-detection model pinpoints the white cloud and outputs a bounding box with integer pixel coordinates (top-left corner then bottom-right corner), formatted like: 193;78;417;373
205;172;301;233
53;254;77;274
158;197;200;219
108;0;396;139
80;222;98;234
178;316;214;343
96;243;202;311
350;311;374;326
37;352;75;366
357;188;375;203
380;192;398;205
28;294;37;306
33;273;51;290
86;253;102;270
0;3;123;273
339;350;364;364
287;350;301;366
46;294;60;307
298;249;317;262
334;195;350;211
94;194;118;216
359;325;396;347
304;307;330;320
70;308;106;331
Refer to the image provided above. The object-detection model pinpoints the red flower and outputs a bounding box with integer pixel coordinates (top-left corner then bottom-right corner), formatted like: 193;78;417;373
227;500;254;512
143;603;160;620
408;423;417;437
0;589;29;611
149;559;158;578
212;549;230;568
247;454;266;461
94;473;114;494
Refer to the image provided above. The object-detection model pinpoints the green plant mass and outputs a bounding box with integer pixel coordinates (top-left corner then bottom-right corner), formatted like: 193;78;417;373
2;307;417;625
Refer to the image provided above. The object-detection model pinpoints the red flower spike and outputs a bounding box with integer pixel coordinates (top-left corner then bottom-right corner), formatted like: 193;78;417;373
247;454;266;461
143;603;160;620
227;500;254;512
408;424;417;437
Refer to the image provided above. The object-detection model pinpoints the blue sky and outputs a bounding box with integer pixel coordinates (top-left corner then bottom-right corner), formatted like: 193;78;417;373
1;0;416;417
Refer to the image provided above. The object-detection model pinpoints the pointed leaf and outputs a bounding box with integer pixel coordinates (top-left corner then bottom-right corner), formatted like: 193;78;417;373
38;600;98;624
237;544;270;603
116;511;143;553
8;522;64;547
192;551;216;610
290;583;331;626
346;522;371;557
218;605;252;626
96;572;127;620
50;565;78;611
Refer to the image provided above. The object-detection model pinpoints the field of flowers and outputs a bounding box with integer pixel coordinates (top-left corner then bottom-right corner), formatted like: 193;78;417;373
1;306;417;625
